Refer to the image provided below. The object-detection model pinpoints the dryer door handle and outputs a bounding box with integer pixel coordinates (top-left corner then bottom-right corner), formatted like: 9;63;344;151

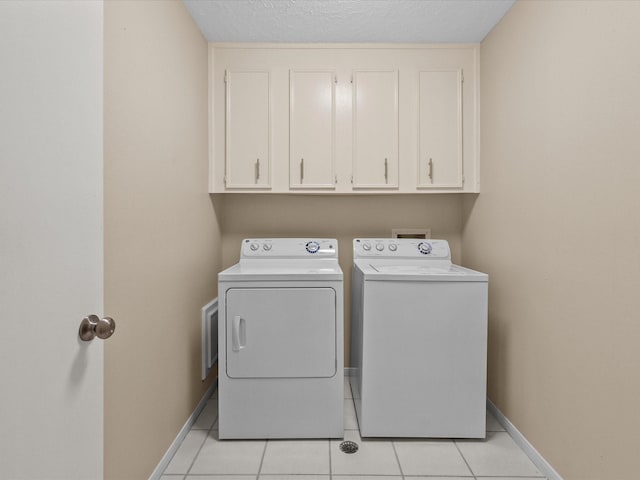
232;315;246;351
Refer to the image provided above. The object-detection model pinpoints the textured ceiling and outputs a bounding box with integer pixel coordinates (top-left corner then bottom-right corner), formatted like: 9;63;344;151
183;0;516;43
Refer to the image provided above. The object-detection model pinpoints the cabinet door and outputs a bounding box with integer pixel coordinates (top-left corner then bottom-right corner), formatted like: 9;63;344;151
225;70;271;188
418;69;463;188
352;70;399;188
290;70;335;189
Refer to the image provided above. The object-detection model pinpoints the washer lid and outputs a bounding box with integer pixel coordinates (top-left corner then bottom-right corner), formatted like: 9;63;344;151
355;259;487;282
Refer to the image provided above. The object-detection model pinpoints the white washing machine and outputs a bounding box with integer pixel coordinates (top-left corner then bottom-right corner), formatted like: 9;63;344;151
350;238;488;438
218;238;343;439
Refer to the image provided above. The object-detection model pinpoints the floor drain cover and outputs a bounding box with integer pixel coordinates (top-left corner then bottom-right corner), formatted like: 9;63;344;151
339;440;359;454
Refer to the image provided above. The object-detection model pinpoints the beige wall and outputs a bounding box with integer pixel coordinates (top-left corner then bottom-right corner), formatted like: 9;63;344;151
221;194;463;363
104;2;221;479
463;1;640;478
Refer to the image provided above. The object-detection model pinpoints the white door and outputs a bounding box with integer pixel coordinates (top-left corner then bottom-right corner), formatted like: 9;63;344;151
225;70;271;189
417;69;463;188
352;70;399;188
0;2;104;479
289;70;336;189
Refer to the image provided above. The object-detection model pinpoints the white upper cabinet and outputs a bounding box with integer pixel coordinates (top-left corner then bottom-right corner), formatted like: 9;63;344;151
418;69;463;189
225;70;271;189
209;45;479;194
289;70;336;189
352;70;399;189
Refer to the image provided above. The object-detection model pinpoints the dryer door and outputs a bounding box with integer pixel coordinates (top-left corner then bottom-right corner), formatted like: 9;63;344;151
225;287;337;378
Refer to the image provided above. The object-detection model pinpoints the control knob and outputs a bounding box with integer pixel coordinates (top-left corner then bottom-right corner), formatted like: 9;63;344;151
362;242;371;251
388;243;398;252
263;243;272;251
418;241;432;255
306;241;320;254
250;242;259;251
376;243;384;251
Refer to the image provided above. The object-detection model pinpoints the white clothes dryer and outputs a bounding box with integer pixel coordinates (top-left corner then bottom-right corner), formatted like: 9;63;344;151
350;238;488;438
218;238;343;439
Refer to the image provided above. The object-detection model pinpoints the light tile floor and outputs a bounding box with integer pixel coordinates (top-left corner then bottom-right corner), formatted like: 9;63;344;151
161;379;546;480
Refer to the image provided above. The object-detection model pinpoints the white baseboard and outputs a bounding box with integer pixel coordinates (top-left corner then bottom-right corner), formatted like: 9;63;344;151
148;380;218;480
487;398;563;480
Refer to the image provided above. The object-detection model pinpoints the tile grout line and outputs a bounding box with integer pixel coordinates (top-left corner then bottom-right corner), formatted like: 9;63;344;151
182;427;210;477
328;437;333;480
181;409;217;478
453;439;477;480
390;440;405;480
256;438;268;480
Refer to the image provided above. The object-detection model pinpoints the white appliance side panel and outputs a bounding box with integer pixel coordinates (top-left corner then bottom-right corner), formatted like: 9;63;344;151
360;280;488;437
349;266;365;426
225;287;337;378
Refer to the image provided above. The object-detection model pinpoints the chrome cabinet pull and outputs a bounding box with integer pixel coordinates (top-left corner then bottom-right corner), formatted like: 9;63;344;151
255;158;260;183
384;158;388;184
300;158;304;182
428;158;433;183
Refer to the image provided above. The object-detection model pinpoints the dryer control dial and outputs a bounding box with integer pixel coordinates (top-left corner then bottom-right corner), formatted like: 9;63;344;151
362;242;372;251
263;243;272;251
376;243;385;251
305;241;320;254
418;241;433;255
250;242;259;251
388;243;398;252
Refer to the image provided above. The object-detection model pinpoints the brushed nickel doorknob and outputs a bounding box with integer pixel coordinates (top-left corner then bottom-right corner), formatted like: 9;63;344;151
79;315;116;341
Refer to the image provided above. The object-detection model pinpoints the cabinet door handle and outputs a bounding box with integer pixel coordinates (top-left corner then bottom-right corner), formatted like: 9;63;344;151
300;158;304;182
255;158;260;183
384;158;388;184
428;158;433;183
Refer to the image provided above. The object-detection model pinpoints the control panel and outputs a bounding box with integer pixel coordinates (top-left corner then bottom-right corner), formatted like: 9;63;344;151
353;238;451;260
241;238;338;258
